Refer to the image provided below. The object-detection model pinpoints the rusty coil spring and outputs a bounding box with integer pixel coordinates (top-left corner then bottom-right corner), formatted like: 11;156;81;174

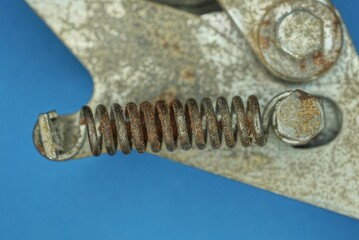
80;96;267;156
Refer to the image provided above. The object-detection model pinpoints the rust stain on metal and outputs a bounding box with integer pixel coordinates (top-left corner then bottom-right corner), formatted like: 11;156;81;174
259;36;270;50
274;90;325;145
298;90;314;101
248;0;343;81
154;85;178;104
181;68;196;85
296;96;322;138
300;61;306;70
28;0;359;219
183;70;195;79
76;95;272;156
261;19;271;26
162;41;169;49
313;51;332;68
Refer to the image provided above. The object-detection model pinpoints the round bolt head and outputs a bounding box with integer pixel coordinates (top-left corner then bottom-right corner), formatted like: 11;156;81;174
277;10;324;60
274;90;326;145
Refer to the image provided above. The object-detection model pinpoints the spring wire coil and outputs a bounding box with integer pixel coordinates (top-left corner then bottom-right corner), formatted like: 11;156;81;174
80;96;267;156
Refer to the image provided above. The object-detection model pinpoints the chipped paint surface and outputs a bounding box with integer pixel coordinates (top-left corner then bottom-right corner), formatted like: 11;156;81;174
28;0;359;219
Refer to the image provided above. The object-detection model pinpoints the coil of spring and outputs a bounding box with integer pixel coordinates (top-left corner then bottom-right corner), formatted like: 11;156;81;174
80;96;267;156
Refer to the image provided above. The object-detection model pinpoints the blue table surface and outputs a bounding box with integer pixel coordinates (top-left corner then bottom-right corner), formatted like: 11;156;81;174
1;1;358;239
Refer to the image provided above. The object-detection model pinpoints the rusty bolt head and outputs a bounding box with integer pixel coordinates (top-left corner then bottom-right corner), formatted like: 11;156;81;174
259;0;343;82
277;10;324;61
273;90;326;145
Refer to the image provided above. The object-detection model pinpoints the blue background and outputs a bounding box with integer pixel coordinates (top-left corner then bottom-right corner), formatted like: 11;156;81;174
0;0;358;239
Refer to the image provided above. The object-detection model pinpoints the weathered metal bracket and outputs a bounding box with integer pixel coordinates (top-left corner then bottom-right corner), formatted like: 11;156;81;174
28;0;359;219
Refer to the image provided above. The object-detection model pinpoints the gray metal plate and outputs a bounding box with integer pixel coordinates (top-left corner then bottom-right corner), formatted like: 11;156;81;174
28;0;359;219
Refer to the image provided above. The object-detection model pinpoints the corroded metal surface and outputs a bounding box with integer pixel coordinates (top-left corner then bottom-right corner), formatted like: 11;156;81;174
277;10;324;60
272;90;326;145
70;95;272;158
35;90;324;159
28;0;359;219
219;0;343;81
